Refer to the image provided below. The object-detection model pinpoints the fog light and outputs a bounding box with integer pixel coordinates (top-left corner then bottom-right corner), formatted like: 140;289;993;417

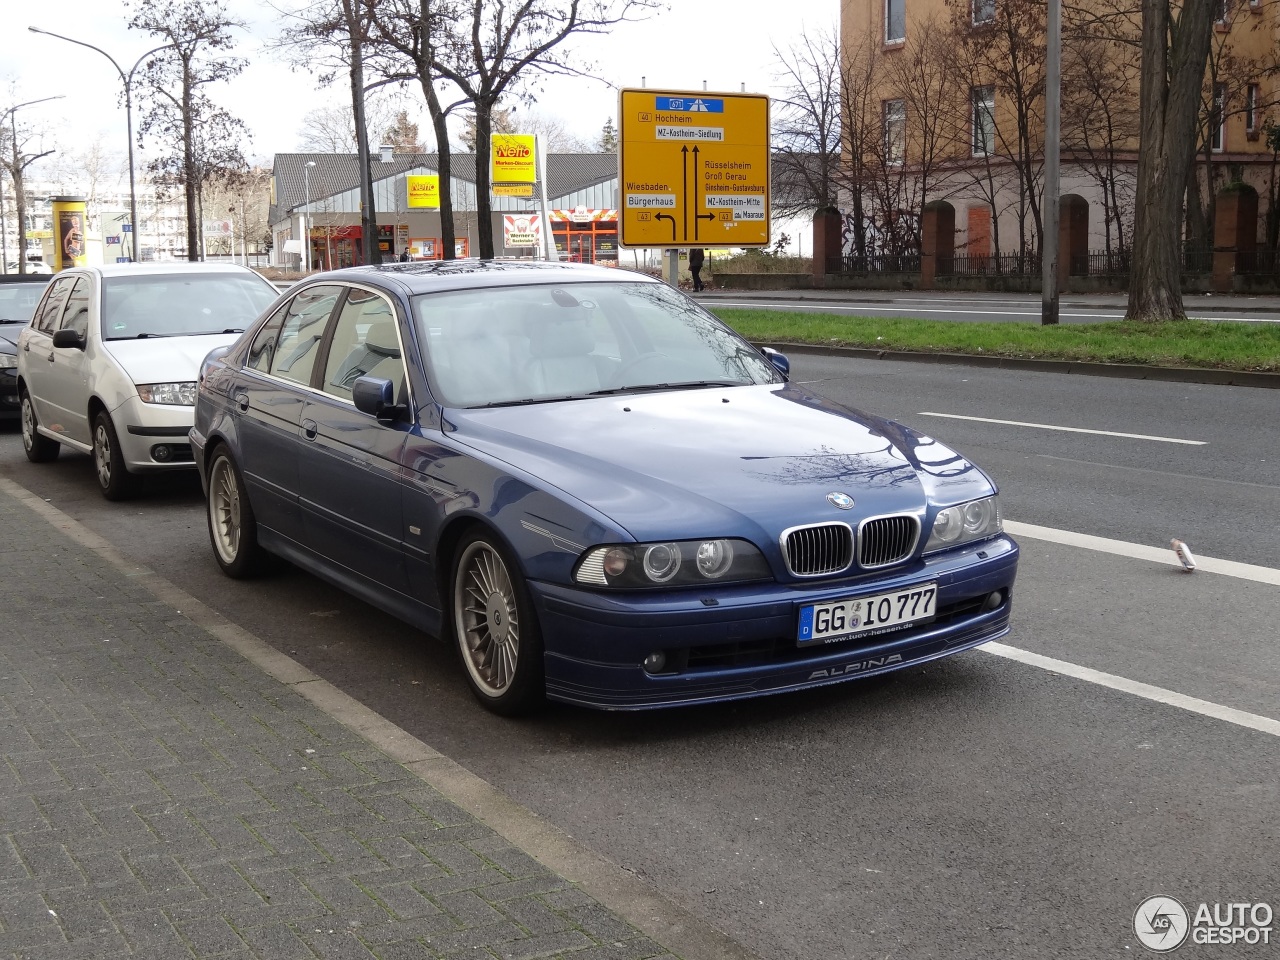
153;444;171;462
642;651;667;674
983;590;1004;611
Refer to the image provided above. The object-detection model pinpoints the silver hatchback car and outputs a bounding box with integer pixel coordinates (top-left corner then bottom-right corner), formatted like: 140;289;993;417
17;262;279;499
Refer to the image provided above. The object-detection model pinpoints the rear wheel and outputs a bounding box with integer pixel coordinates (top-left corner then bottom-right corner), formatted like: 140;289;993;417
207;446;264;579
450;530;545;715
93;410;138;501
20;390;60;463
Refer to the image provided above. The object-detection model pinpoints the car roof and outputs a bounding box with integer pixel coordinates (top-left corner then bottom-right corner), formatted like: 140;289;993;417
68;262;267;278
309;259;660;295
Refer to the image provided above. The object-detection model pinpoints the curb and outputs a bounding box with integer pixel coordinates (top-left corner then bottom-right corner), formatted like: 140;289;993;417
753;341;1280;389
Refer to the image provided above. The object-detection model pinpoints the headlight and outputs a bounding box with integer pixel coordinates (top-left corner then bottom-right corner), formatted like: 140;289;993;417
136;381;197;405
575;538;771;588
924;496;1001;553
0;354;16;370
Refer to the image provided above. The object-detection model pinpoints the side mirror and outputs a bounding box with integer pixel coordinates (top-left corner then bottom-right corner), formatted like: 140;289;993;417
761;346;790;377
352;375;406;423
52;328;84;349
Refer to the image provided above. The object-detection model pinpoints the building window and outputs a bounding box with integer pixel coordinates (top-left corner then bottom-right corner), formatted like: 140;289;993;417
885;0;905;43
971;85;995;156
1215;0;1229;22
884;100;906;165
1212;83;1226;151
972;0;996;24
1246;83;1260;134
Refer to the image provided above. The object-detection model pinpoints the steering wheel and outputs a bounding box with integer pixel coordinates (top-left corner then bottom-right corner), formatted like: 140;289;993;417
611;352;672;386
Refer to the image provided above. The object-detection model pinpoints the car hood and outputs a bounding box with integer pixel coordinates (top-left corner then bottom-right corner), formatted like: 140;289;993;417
446;383;995;541
105;334;240;384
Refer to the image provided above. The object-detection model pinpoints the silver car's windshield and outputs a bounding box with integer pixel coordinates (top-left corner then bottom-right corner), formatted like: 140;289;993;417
413;281;781;407
102;273;278;340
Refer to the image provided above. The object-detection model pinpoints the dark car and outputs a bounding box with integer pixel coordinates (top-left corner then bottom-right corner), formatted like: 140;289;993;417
192;261;1018;715
0;274;54;417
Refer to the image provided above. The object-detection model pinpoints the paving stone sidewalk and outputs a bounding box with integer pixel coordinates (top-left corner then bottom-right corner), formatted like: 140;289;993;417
0;485;674;960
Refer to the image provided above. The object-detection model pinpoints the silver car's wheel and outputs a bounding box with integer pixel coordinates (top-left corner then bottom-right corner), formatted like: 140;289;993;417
20;391;59;463
92;411;137;501
451;532;544;714
206;447;263;578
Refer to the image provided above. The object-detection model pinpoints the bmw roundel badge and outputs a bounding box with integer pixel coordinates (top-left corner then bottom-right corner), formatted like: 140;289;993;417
826;492;855;510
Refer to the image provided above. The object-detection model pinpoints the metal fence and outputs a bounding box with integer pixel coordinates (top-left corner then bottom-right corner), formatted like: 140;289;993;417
841;252;921;274
949;252;1042;276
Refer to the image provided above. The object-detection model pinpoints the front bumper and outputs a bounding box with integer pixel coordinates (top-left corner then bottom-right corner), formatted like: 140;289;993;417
114;397;197;471
532;535;1019;710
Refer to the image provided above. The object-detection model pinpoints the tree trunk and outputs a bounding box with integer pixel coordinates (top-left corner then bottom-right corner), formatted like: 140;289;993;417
1126;0;1216;321
419;76;455;260
347;17;380;266
183;61;199;261
474;102;494;259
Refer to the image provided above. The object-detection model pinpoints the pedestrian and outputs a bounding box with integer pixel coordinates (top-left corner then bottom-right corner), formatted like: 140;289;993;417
689;247;705;291
399;247;410;262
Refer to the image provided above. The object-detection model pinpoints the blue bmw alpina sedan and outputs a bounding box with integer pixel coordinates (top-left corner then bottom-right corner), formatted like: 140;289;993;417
191;261;1018;714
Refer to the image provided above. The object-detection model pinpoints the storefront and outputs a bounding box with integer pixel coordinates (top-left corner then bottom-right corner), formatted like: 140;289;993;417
308;224;397;269
548;208;618;264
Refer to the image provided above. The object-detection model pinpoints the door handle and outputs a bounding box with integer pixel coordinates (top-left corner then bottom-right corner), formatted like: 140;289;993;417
235;393;249;412
302;418;318;440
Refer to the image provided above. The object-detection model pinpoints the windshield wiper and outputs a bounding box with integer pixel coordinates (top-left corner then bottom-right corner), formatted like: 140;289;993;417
589;380;742;396
471;394;591;408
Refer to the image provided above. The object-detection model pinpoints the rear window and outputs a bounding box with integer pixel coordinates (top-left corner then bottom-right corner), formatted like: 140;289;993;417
102;272;277;340
0;280;52;324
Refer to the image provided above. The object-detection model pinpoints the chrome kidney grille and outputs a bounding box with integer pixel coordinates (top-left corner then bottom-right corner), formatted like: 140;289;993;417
782;516;919;577
781;523;854;577
858;515;920;569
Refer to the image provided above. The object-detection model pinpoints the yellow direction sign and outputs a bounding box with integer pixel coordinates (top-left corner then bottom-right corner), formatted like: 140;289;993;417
619;88;770;248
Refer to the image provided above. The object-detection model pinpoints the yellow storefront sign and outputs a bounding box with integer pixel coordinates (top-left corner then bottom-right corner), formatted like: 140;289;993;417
406;175;440;209
618;89;770;248
493;183;534;197
492;134;537;184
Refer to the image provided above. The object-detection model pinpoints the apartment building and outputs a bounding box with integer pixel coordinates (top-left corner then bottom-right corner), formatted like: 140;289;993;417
840;0;1280;260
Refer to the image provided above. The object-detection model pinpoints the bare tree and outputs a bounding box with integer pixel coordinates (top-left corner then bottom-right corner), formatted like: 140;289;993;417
383;108;429;152
297;97;409;152
1125;0;1217;320
771;26;843;220
431;0;663;258
0;95;57;273
127;0;249;261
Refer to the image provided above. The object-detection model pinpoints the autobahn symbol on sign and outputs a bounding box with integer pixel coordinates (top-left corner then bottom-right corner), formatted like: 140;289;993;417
619;88;770;248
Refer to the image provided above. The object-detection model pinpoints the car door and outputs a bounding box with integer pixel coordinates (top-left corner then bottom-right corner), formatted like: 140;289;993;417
38;275;95;447
296;285;412;598
232;284;343;546
21;274;78;430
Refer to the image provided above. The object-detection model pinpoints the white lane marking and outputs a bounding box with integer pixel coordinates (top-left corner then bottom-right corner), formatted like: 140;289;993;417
982;643;1280;738
917;412;1206;445
1036;454;1280;492
1004;519;1280;586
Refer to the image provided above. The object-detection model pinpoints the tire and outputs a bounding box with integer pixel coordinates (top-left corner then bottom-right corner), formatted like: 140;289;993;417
206;446;265;579
20;390;60;463
92;410;138;501
450;530;545;715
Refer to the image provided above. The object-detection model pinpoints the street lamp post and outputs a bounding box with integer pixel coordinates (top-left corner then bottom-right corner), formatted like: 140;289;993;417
1;96;63;275
28;26;178;264
304;161;316;272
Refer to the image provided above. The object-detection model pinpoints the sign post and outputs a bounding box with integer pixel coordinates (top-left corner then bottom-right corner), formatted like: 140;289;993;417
618;89;770;250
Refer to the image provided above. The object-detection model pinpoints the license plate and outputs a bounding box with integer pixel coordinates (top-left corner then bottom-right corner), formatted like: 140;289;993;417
797;583;937;646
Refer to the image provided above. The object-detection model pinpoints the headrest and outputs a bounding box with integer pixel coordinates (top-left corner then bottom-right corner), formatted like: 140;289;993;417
525;306;592;360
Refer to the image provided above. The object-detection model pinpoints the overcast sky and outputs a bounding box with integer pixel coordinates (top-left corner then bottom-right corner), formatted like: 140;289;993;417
3;0;837;180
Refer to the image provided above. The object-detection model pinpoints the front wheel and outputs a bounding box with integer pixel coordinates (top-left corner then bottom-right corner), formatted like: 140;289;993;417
20;390;60;463
450;530;545;715
206;447;264;579
93;410;138;501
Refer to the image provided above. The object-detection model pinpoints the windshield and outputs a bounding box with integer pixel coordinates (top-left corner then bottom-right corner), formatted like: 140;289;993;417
414;281;781;407
102;273;278;340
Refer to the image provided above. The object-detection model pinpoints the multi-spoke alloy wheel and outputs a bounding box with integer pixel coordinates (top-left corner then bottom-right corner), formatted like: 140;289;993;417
451;532;544;714
206;447;263;578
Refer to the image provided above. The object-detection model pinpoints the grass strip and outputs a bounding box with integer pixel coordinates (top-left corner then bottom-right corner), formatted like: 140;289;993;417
709;309;1280;373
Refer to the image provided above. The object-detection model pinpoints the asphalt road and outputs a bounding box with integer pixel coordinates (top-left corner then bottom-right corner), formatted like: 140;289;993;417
1;357;1276;959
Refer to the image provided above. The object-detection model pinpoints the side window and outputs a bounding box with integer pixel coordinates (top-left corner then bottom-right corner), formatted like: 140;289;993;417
58;277;92;339
33;276;77;334
321;288;405;403
268;284;342;387
246;301;290;372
